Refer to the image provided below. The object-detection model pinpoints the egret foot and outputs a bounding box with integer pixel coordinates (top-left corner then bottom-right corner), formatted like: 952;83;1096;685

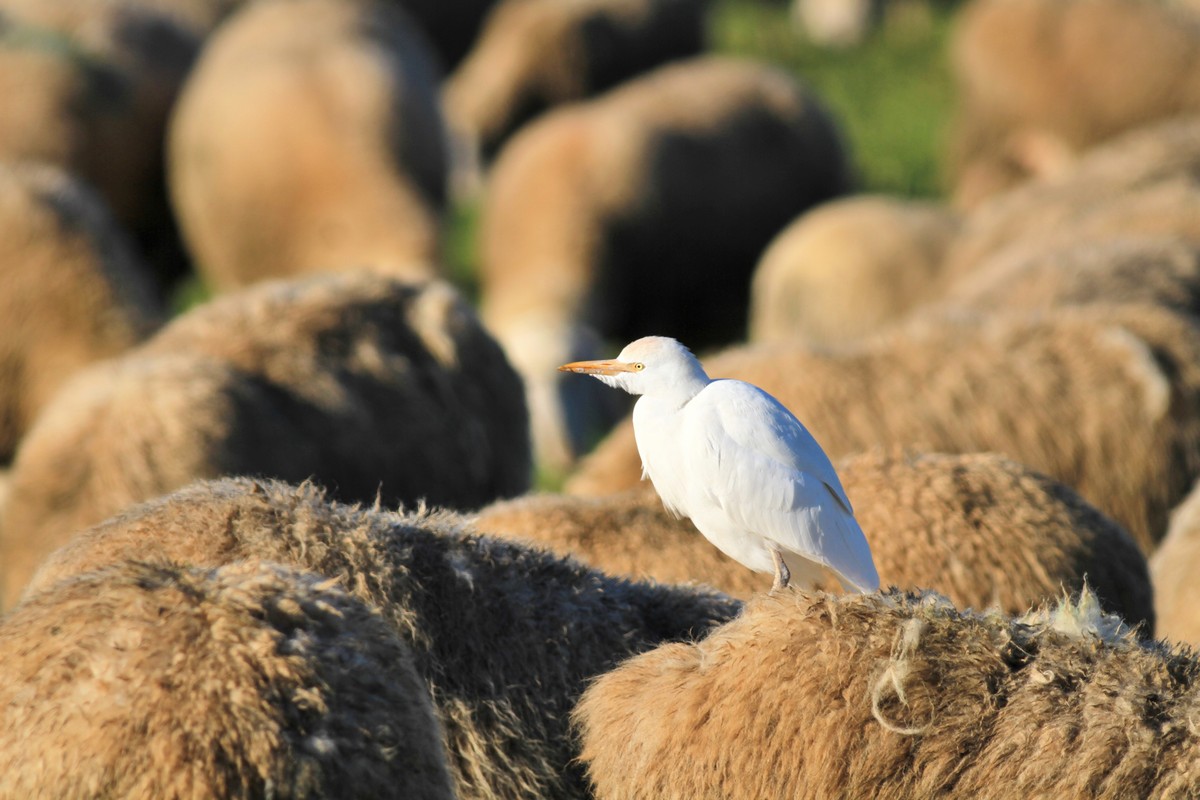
769;548;790;593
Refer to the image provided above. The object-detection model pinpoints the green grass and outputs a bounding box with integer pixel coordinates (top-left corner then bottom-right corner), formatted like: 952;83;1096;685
709;0;958;198
169;272;212;316
444;199;483;305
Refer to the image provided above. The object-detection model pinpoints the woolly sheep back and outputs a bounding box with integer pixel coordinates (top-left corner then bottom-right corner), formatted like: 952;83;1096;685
481;54;851;349
575;588;1200;799
444;0;709;160
947;0;1200;204
748;195;961;345
0;559;454;799
566;304;1200;552
0;273;530;607
0;161;161;463
0;0;199;280
941;234;1200;317
168;0;448;291
1151;477;1200;644
477;450;1154;629
26;477;741;800
945;116;1200;278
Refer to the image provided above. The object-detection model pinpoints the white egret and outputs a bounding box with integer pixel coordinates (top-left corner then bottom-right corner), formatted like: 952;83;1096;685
559;336;879;593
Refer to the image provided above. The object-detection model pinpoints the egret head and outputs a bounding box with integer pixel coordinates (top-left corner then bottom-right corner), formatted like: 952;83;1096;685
558;336;710;397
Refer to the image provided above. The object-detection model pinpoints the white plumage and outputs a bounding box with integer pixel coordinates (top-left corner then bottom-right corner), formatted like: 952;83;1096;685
560;335;879;592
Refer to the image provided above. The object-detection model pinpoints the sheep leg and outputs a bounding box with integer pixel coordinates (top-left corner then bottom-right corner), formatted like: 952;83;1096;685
770;548;790;593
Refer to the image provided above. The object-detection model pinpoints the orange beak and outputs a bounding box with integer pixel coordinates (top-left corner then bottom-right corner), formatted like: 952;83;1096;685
558;359;638;376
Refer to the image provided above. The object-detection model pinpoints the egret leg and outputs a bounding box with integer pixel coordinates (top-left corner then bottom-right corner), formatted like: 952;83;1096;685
770;548;790;593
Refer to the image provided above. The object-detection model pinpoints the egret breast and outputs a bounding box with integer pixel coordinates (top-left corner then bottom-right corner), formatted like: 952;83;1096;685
632;397;691;517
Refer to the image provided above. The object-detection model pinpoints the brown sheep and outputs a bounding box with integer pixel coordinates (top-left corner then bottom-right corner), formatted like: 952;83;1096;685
1150;477;1200;645
25;477;743;800
1;559;454;799
168;0;448;292
575;587;1199;799
748;195;961;345
947;0;1200;206
475;450;1154;630
0;0;200;283
0;161;162;464
481;55;852;470
444;0;709;162
946;111;1200;268
940;234;1200;318
566;304;1200;553
945;117;1200;280
0;273;530;606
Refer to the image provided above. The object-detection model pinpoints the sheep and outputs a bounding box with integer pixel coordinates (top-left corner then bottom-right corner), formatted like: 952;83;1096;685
0;161;162;464
565;303;1200;554
574;587;1199;799
480;55;852;470
947;0;1200;206
0;273;531;607
443;0;709;163
1;559;455;799
945;116;1200;279
750;132;1200;344
167;0;448;292
0;0;200;284
24;476;743;800
748;195;961;345
475;450;1155;630
1150;477;1200;645
940;234;1200;318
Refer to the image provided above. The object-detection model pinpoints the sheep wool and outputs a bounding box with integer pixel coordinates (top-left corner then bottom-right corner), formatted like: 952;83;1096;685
0;0;198;283
444;0;709;159
945;116;1200;278
168;0;448;291
24;477;742;800
1150;477;1200;645
576;587;1200;799
477;450;1154;630
748;195;961;345
0;559;454;800
0;161;161;464
948;0;1200;205
940;234;1200;319
0;273;530;607
566;304;1200;553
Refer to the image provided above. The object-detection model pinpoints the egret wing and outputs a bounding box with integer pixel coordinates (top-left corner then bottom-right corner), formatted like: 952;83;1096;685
690;381;854;510
679;381;879;591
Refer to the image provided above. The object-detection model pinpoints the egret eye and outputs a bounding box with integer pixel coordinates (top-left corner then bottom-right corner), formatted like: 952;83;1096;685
633;362;645;371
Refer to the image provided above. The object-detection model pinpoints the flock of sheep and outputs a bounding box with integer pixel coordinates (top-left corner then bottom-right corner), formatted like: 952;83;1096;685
3;0;1200;796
